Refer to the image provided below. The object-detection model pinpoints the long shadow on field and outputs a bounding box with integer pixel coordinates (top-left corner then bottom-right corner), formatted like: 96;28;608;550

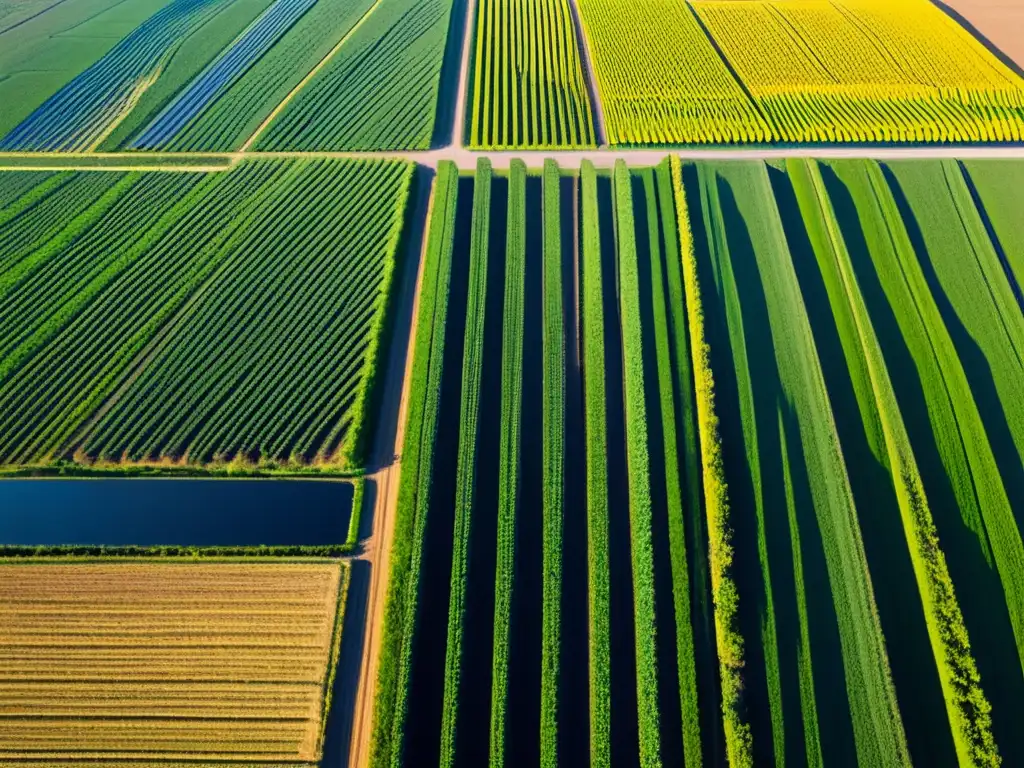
560;173;590;768
681;164;724;768
322;559;371;768
705;172;795;768
431;0;471;146
772;166;956;766
880;164;1024;767
957;162;1024;312
632;170;684;768
823;164;1024;768
692;169;775;766
507;174;543;768
455;175;507;767
718;174;859;768
405;176;475;766
599;172;641;768
366;167;435;475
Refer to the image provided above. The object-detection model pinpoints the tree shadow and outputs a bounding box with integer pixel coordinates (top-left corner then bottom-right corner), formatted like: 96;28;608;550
321;558;371;768
430;0;472;146
560;173;590;768
404;175;475;765
774;164;954;766
878;164;1024;765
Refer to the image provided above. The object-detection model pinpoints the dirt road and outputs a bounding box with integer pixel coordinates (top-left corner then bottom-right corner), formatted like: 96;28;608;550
565;0;607;146
341;171;434;768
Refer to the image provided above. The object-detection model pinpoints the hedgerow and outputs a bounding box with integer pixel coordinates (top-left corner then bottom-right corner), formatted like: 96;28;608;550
669;156;752;767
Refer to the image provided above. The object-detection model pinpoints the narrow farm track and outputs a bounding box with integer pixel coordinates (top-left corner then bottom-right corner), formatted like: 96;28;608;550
345;174;434;768
566;0;608;146
450;0;479;148
3;145;1024;174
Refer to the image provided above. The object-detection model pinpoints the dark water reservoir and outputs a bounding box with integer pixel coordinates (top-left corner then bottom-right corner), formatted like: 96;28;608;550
0;479;352;546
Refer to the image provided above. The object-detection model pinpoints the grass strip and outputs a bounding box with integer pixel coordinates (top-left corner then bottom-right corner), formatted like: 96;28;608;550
791;158;998;767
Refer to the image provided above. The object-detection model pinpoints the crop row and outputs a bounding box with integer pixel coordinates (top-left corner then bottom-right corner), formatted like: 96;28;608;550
80;159;412;468
579;159;610;767
0;159;408;469
158;0;377;151
489;159;526;767
366;155;1023;768
540;159;565;767
0;562;345;761
439;159;492;768
469;0;595;148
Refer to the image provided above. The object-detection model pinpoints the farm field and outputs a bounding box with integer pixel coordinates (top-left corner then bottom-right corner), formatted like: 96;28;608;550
0;158;412;472
577;0;1024;146
369;156;1024;768
467;0;595;148
0;562;348;762
251;0;460;151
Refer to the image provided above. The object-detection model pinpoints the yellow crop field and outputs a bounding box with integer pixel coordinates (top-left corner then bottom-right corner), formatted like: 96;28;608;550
575;0;773;144
692;0;1024;143
0;563;347;763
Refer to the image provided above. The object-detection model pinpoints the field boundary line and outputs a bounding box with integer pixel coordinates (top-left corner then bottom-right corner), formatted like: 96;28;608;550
238;0;388;153
564;0;607;146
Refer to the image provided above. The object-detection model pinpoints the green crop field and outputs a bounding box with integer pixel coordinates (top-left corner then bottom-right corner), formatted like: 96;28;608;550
252;0;459;151
2;0;1024;760
0;158;412;472
468;0;595;148
366;156;1024;768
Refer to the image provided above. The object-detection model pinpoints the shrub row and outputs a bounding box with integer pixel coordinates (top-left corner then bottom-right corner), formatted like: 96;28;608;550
669;156;752;767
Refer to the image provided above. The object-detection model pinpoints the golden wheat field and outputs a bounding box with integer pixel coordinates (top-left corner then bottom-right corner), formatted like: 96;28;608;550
0;563;347;763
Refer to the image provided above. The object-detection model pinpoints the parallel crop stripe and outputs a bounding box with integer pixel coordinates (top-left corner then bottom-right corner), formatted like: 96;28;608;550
0;563;344;762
